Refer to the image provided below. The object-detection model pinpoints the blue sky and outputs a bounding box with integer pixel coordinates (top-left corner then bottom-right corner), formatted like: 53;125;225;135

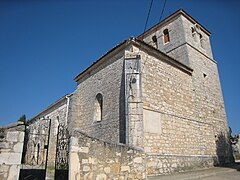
0;0;239;135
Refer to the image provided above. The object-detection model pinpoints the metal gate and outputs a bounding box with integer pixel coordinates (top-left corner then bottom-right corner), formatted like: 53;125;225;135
19;118;51;180
55;123;69;180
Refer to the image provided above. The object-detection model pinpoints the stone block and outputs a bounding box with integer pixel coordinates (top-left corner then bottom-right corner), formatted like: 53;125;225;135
143;109;161;134
136;172;144;179
13;142;23;153
82;159;89;164
6;132;19;142
116;152;121;156
127;149;133;154
96;174;107;180
83;172;93;180
82;165;90;172
8;165;20;180
89;157;97;164
120;165;130;172
103;167;110;174
69;145;80;152
18;132;25;142
69;152;80;180
111;163;120;173
0;164;8;170
0;153;21;165
133;157;142;164
79;147;89;153
70;137;79;146
0;142;10;149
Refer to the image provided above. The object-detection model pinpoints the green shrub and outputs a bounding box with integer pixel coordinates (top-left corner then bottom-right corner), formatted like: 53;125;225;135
17;114;26;124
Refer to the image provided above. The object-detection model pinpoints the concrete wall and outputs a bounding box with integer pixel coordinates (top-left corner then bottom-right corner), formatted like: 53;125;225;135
0;122;25;180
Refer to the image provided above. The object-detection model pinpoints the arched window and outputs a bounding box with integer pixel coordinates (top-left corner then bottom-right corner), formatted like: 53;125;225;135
163;29;170;43
95;93;103;122
152;35;158;48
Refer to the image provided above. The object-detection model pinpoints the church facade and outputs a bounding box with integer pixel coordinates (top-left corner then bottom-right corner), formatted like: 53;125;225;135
24;9;232;179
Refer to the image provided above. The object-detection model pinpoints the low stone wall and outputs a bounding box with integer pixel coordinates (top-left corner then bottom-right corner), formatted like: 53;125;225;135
69;130;217;179
146;154;215;176
0;122;25;180
69;130;146;180
232;140;240;160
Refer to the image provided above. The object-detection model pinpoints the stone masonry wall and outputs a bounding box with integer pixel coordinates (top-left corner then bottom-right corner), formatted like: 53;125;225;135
146;154;215;176
181;13;231;162
69;130;146;180
27;97;68;179
232;135;240;160
143;15;190;66
0;122;25;180
181;15;213;59
186;44;232;163
69;129;216;179
138;47;216;156
141;11;232;164
68;49;127;143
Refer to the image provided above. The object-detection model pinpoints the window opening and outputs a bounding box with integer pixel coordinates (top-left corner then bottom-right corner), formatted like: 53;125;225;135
200;34;205;49
152;35;158;48
95;93;103;122
191;27;196;38
163;29;170;43
36;143;40;164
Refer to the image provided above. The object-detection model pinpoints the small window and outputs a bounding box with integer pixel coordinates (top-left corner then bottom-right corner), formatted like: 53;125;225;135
200;34;205;49
95;93;103;122
152;35;158;48
191;27;196;37
163;29;170;43
191;27;195;33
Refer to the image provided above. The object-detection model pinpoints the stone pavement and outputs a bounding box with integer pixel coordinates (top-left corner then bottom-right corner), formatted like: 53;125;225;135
148;162;240;180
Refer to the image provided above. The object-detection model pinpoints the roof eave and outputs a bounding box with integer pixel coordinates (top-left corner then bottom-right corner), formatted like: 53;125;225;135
134;38;193;75
28;93;72;124
74;39;130;83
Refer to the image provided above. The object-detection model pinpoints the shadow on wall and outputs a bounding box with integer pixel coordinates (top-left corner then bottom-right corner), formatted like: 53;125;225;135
215;132;234;166
21;125;28;163
119;62;126;144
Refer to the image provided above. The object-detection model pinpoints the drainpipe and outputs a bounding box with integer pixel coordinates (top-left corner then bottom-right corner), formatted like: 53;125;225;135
65;94;71;125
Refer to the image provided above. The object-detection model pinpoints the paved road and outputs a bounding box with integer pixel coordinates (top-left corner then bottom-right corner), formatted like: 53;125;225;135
201;169;240;180
148;163;240;180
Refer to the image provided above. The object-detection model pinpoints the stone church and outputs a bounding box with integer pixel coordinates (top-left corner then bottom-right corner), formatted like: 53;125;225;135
17;9;233;179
